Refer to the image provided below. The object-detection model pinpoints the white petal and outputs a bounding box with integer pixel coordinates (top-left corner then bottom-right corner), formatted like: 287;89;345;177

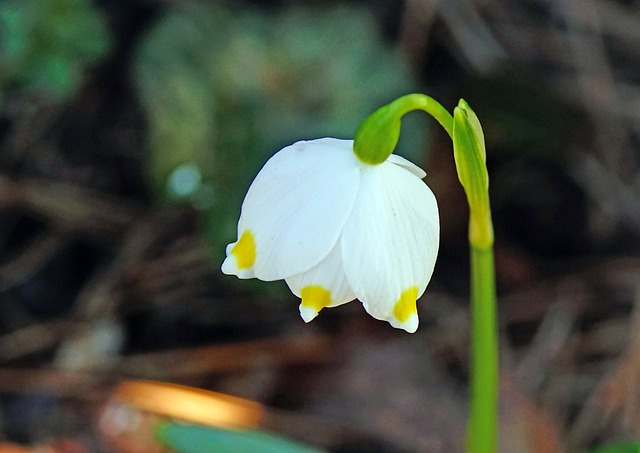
341;160;439;333
285;242;356;323
222;138;362;281
387;154;426;179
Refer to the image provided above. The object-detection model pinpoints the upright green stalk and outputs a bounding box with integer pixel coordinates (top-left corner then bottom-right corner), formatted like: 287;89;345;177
468;241;498;453
355;94;499;453
453;101;498;453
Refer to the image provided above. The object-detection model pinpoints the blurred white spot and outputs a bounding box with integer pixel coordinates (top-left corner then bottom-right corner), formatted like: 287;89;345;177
54;318;124;371
167;163;202;198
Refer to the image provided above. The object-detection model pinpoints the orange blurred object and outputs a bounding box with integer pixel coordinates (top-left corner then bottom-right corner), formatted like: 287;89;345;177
0;445;30;453
112;380;264;429
0;440;86;453
98;380;265;453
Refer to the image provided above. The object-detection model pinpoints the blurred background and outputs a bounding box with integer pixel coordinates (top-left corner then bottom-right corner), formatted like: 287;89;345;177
1;0;640;451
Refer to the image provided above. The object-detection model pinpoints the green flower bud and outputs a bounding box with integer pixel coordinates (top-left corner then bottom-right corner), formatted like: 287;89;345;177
353;100;402;165
453;99;493;248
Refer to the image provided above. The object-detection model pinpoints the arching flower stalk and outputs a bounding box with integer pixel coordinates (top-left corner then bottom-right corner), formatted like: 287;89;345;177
222;93;498;453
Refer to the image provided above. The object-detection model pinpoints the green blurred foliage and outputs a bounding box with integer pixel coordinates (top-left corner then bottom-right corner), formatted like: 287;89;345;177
582;442;640;453
156;422;325;453
134;4;423;265
0;0;111;105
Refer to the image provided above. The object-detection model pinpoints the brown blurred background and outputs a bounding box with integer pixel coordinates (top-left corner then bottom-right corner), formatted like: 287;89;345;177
1;0;640;451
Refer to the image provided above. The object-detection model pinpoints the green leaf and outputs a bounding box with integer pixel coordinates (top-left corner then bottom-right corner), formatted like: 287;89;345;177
155;422;326;453
581;442;640;453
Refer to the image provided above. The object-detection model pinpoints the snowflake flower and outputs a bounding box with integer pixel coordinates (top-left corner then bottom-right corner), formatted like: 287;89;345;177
222;138;439;333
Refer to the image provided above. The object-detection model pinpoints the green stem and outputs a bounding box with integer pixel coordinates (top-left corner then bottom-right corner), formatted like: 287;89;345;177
410;96;499;452
353;94;453;165
392;93;455;138
355;95;499;452
393;96;499;452
396;96;499;451
467;239;498;453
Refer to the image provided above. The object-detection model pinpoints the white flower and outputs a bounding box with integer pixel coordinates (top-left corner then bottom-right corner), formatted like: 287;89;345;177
221;138;439;333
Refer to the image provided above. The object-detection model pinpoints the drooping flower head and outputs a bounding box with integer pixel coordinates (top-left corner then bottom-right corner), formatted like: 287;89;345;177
222;136;439;333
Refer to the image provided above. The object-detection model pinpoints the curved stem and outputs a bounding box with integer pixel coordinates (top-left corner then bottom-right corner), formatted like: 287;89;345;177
393;96;498;453
353;93;453;165
392;93;455;138
356;94;499;452
406;96;499;452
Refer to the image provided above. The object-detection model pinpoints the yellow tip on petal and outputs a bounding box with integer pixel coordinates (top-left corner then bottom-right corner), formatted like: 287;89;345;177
230;230;256;269
299;285;332;322
393;287;419;323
